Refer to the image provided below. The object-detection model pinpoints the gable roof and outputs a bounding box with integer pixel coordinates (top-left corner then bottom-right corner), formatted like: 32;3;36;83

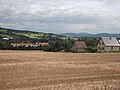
74;41;87;49
102;37;120;46
37;42;49;45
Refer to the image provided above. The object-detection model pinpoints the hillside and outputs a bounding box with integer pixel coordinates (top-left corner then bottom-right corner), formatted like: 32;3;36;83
61;33;120;38
1;27;119;40
0;27;60;40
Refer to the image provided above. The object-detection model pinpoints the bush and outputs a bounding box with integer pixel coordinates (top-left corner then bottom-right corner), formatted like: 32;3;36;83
85;47;97;53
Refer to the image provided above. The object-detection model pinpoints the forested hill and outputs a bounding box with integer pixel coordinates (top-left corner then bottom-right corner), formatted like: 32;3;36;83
1;26;119;40
0;27;61;40
60;33;120;38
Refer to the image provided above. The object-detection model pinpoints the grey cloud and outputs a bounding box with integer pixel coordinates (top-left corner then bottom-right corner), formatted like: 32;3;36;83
0;0;120;33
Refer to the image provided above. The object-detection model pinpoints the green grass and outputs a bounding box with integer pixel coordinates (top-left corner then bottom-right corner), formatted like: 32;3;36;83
13;32;44;38
70;37;78;40
0;34;11;38
0;29;7;33
58;37;69;40
0;28;65;40
23;33;44;38
0;28;44;39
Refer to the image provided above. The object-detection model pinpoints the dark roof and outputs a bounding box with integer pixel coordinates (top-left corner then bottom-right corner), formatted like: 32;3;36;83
74;41;87;49
102;37;120;46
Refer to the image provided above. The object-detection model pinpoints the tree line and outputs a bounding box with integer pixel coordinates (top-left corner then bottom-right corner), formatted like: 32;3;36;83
0;38;74;52
0;37;98;53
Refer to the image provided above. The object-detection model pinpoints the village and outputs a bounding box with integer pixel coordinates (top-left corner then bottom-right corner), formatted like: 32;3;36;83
2;37;120;53
0;0;120;90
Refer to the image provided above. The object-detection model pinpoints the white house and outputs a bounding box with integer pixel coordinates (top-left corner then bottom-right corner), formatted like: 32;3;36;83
97;37;120;52
2;38;10;40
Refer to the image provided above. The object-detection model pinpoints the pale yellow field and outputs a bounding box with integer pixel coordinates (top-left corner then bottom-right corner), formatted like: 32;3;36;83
0;50;120;90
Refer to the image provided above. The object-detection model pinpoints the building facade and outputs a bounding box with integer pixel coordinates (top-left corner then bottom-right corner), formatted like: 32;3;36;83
97;37;120;52
72;41;87;52
11;42;49;47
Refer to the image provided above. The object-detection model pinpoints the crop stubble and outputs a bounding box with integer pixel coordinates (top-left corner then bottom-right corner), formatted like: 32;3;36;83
0;50;120;90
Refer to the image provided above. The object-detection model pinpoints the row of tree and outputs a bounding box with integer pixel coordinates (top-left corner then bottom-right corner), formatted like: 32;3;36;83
0;38;74;52
0;37;98;53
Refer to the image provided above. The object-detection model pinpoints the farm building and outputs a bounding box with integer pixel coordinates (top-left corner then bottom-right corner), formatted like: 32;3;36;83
36;42;49;46
11;42;35;47
11;42;49;47
97;37;120;52
72;41;87;52
2;38;10;40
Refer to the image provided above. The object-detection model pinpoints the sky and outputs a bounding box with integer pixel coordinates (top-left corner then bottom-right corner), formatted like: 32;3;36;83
0;0;120;34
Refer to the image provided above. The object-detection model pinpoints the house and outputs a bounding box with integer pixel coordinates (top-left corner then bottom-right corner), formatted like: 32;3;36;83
72;41;87;52
2;38;10;40
97;37;120;52
36;42;49;46
11;41;49;47
11;42;35;47
2;37;13;40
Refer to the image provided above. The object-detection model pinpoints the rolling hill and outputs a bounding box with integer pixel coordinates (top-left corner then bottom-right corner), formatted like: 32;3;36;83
1;27;120;39
60;33;120;38
0;27;60;40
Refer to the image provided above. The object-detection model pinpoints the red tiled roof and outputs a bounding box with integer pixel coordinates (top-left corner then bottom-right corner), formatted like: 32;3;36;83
74;41;87;49
38;42;49;45
11;43;35;46
11;42;49;47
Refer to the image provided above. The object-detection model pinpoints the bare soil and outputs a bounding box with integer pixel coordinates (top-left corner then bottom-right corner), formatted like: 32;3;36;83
0;50;120;90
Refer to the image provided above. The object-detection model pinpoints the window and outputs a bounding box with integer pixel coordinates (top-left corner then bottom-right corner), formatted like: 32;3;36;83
99;47;100;49
102;47;104;50
111;46;113;51
99;42;101;45
102;42;104;45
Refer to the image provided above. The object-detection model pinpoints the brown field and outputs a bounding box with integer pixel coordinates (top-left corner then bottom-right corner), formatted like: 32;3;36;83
0;50;120;90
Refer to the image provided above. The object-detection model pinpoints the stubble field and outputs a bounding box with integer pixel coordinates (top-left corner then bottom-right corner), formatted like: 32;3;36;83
0;50;120;90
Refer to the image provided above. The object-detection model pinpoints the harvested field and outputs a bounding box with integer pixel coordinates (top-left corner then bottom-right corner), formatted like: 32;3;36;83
0;50;120;90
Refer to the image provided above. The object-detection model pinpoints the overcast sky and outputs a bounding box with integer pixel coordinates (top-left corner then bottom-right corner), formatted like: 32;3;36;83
0;0;120;34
